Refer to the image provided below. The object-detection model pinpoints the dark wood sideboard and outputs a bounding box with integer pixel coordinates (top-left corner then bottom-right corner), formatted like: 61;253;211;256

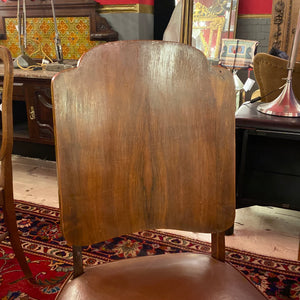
0;66;57;145
236;102;300;211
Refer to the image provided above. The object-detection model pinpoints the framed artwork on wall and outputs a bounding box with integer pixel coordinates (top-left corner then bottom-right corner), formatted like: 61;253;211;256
192;0;239;61
171;0;239;61
165;1;240;60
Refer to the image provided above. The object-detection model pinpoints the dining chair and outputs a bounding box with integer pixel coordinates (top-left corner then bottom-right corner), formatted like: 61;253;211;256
52;40;266;299
253;52;300;102
0;45;32;279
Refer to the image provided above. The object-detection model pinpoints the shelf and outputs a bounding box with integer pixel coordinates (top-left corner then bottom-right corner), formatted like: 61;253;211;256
13;122;30;141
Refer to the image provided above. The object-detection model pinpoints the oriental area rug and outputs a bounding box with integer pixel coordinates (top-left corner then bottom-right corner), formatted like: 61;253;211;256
0;200;299;300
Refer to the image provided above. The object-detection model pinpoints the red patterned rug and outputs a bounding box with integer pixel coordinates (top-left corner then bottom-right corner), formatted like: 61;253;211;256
0;200;299;300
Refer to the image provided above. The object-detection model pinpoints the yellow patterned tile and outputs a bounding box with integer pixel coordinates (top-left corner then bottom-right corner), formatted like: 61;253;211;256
26;44;35;56
67;32;79;46
0;17;101;60
27;23;33;33
76;20;88;33
58;20;69;35
40;21;50;34
6;20;16;34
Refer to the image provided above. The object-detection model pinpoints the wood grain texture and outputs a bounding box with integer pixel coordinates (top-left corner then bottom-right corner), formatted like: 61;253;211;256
268;0;300;61
52;41;236;246
0;46;13;161
0;46;32;278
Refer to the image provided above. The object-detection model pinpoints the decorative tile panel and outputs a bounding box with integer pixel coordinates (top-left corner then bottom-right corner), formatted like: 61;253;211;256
0;17;102;60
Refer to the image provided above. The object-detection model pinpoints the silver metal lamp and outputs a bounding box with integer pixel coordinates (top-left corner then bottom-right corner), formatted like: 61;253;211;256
14;0;35;68
257;10;300;117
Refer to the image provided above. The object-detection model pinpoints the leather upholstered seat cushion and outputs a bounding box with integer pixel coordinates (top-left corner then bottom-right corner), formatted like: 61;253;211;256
57;253;266;299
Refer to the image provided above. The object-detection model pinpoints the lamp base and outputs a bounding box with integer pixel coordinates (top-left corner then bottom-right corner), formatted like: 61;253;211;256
257;80;300;117
13;54;35;69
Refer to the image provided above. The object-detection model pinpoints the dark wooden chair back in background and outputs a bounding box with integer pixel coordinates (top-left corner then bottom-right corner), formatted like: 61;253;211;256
52;40;265;299
0;46;32;278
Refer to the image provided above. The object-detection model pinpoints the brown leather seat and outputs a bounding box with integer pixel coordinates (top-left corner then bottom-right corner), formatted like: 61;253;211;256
253;53;300;102
0;46;32;278
52;40;265;299
59;254;264;299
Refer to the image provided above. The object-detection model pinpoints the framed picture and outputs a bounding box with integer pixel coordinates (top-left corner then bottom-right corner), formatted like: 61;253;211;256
192;0;239;61
166;1;239;60
219;38;259;69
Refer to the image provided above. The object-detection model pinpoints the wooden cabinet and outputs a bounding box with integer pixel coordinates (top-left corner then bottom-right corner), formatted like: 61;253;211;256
0;66;57;145
269;0;300;60
24;79;54;144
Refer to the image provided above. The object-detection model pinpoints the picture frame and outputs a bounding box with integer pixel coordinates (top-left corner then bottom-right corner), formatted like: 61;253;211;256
219;38;259;69
192;0;239;61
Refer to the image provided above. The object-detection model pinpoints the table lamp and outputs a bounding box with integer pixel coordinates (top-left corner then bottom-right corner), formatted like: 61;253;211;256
257;10;300;117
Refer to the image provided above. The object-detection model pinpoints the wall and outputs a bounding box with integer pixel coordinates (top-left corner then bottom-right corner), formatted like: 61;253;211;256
96;0;154;40
97;0;274;50
236;0;272;54
238;0;272;15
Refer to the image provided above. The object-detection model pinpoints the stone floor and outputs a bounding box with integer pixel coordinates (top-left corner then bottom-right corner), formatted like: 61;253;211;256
12;155;300;261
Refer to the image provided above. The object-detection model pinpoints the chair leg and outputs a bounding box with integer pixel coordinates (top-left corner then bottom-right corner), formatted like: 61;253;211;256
298;237;300;260
3;200;33;279
211;231;225;262
72;245;84;279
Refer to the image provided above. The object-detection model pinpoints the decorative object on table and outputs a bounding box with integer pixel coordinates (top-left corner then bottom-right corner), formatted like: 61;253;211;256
219;38;258;110
219;38;259;69
232;69;244;108
13;0;34;68
50;0;63;64
257;10;300;117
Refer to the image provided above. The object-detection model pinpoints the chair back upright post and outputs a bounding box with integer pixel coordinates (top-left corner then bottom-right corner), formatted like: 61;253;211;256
0;46;32;279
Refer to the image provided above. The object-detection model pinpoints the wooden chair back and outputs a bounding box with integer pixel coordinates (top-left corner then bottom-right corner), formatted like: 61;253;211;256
52;41;235;269
0;45;32;278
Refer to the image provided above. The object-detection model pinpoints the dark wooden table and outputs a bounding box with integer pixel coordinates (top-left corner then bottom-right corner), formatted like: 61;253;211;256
236;101;300;211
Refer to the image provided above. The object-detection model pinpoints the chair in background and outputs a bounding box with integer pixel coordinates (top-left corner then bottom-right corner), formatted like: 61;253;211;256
0;46;32;278
52;40;265;299
253;53;300;103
